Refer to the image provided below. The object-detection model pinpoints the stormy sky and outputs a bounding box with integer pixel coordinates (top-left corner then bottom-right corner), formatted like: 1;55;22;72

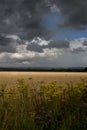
0;0;87;67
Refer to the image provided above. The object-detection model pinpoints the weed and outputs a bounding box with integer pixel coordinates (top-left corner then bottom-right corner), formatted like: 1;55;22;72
0;79;87;130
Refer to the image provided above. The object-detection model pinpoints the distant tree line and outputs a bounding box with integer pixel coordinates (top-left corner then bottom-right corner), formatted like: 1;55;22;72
0;67;87;72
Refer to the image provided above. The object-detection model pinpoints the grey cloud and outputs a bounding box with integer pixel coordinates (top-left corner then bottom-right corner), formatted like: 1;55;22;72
0;0;87;42
0;0;53;40
83;40;87;46
0;46;16;53
27;44;44;52
0;34;16;53
0;0;87;67
0;32;28;53
10;57;34;64
0;34;11;46
27;38;46;52
0;53;37;67
47;40;70;49
27;39;70;52
52;0;87;29
71;47;85;54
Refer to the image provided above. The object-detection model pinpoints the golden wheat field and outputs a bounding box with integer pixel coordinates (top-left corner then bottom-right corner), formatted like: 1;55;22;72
0;72;87;87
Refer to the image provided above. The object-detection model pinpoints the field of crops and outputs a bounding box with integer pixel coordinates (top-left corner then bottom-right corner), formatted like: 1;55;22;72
0;72;87;87
0;72;87;130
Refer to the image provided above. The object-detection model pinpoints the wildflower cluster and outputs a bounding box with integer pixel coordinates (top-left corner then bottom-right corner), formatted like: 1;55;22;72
0;79;87;130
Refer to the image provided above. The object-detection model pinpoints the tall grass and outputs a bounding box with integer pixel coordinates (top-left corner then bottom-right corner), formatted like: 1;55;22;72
0;78;87;130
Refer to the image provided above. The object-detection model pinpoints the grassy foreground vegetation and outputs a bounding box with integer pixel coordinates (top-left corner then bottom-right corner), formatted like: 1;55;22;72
0;78;87;130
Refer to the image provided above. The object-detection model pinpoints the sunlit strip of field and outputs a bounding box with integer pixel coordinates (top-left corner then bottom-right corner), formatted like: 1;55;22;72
0;72;87;87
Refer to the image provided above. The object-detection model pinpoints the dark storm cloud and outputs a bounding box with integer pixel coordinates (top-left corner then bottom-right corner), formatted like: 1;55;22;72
0;0;86;42
0;0;53;40
0;34;11;46
0;0;87;56
52;0;87;29
27;39;70;52
0;34;16;53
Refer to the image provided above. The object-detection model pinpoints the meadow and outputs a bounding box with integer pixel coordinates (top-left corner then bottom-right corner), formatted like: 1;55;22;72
0;72;87;130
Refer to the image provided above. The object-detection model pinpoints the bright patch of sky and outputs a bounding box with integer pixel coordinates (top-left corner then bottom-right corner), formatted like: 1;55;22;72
41;12;63;31
52;27;87;41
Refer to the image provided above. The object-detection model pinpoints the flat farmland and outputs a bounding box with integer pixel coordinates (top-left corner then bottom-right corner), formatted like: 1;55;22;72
0;72;87;130
0;72;87;87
